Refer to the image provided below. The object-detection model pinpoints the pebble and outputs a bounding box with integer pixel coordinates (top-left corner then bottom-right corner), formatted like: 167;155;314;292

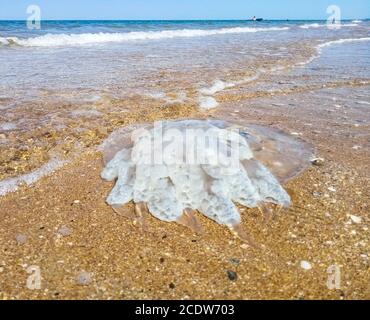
328;187;336;192
76;272;92;285
57;225;72;237
229;258;240;265
310;157;325;166
312;191;322;198
300;261;312;270
15;234;27;244
226;270;238;281
0;133;6;139
349;215;362;224
169;283;176;289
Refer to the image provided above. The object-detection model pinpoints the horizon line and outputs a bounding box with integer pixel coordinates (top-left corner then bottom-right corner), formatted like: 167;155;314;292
0;18;368;21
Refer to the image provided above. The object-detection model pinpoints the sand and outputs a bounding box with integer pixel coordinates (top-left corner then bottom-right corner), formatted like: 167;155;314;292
0;81;369;300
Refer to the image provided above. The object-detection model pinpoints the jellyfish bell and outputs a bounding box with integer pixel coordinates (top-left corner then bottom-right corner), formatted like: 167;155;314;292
99;119;313;244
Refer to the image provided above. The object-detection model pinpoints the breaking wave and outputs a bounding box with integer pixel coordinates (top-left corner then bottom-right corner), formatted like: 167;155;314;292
0;26;290;47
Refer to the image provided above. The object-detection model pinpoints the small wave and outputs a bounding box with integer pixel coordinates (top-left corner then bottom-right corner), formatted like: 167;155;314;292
338;23;359;27
297;37;370;67
317;37;370;52
352;20;362;23
199;80;235;96
356;100;370;105
299;23;358;29
0;26;290;47
197;72;261;110
300;23;322;29
198;80;232;110
0;156;67;196
0;37;19;46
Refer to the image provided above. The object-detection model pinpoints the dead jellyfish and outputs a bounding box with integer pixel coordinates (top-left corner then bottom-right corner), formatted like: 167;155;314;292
99;119;312;243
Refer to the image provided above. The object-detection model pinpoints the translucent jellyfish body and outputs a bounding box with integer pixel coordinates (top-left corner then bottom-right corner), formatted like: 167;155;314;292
100;119;312;242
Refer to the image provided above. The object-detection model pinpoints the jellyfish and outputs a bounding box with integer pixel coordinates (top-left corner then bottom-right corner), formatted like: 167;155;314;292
100;119;312;243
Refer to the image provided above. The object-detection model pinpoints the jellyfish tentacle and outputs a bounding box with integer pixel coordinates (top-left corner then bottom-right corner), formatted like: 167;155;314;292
273;204;284;220
134;202;149;230
112;204;136;220
258;202;274;222
177;208;203;234
229;223;258;248
242;159;291;209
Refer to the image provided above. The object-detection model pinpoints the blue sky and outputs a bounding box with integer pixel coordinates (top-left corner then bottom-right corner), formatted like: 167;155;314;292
0;0;369;20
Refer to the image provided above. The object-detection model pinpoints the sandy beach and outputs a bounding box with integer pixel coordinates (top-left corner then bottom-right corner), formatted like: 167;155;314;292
1;81;369;299
0;19;369;300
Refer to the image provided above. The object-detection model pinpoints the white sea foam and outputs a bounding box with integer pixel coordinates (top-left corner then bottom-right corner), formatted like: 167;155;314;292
70;109;102;118
198;96;219;110
317;37;370;52
0;37;9;45
0;122;17;131
199;80;235;96
197;73;260;110
336;23;359;27
352;20;362;23
356;100;370;105
300;23;322;29
236;72;261;84
0;157;67;196
145;92;166;100
200;73;260;97
0;26;290;47
299;23;358;29
297;37;370;67
145;91;187;104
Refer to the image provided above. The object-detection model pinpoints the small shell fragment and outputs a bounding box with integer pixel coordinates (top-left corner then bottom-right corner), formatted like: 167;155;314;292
300;261;312;270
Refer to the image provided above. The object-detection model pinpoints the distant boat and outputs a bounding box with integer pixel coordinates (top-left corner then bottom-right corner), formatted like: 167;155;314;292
251;16;263;21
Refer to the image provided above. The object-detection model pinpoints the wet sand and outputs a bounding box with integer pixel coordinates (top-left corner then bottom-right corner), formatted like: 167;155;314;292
0;80;369;299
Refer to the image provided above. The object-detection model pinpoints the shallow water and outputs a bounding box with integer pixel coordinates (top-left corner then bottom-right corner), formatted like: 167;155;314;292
0;20;369;105
0;19;369;184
